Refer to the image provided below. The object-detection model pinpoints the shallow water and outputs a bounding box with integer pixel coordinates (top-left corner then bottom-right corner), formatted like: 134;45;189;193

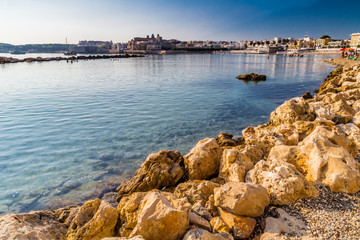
0;53;335;214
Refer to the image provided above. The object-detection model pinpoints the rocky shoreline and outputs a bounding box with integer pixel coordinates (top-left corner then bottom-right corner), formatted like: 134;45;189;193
0;54;144;64
1;57;360;240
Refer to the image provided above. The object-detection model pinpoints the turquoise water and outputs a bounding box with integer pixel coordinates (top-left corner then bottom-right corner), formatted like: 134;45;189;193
0;54;335;214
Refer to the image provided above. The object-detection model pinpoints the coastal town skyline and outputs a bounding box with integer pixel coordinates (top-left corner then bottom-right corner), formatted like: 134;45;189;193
1;0;360;45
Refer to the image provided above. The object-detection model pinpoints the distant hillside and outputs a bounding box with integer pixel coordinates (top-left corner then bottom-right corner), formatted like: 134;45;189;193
0;43;76;53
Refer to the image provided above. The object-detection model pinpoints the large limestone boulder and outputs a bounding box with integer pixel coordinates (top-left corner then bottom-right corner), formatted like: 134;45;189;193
218;208;256;239
269;97;315;126
182;228;234;240
318;66;343;93
174;180;220;206
214;182;269;217
352;100;360;112
0;210;68;240
129;191;190;240
66;199;118;240
245;159;318;205
241;145;264;164
269;126;360;193
309;101;335;120
292;121;317;141
116;150;184;201
184;138;222;180
337;123;360;151
118;192;148;237
273;124;299;145
310;125;357;156
338;81;359;92
242;126;281;157
353;112;360;128
55;206;80;227
219;148;254;182
330;99;356;118
216;132;238;147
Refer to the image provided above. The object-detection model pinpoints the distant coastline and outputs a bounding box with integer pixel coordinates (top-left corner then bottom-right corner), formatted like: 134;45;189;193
0;54;143;64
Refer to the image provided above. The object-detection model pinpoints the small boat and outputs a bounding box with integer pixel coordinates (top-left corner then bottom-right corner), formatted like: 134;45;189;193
64;51;77;56
10;50;26;55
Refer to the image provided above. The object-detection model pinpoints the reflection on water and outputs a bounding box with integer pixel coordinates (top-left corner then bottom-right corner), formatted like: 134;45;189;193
0;53;335;215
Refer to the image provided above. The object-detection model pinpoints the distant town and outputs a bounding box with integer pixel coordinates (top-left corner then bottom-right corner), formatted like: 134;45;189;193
1;33;359;55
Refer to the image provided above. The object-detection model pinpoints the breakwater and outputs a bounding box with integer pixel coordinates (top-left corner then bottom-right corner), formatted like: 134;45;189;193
0;57;359;240
0;54;144;64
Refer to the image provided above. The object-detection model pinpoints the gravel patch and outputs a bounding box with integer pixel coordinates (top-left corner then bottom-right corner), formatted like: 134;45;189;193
249;183;360;239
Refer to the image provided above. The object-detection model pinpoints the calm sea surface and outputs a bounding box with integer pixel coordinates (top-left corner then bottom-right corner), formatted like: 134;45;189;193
0;53;335;215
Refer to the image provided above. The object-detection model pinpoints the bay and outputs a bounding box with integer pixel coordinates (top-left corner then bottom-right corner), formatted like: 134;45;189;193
0;53;335;214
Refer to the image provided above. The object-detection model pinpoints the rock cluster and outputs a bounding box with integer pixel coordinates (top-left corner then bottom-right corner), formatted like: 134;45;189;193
236;73;267;82
1;59;360;239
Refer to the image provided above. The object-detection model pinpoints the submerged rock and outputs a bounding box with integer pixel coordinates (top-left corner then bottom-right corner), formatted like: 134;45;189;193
237;73;266;82
116;150;184;201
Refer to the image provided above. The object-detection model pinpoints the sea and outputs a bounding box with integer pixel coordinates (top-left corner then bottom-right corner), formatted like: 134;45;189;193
0;53;336;215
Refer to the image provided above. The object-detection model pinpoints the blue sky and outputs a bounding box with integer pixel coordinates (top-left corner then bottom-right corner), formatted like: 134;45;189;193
0;0;359;44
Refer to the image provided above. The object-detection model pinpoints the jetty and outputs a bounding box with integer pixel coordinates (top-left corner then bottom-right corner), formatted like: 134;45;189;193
0;54;144;64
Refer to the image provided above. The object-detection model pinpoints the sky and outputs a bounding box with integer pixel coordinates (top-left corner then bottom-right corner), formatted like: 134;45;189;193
0;0;359;44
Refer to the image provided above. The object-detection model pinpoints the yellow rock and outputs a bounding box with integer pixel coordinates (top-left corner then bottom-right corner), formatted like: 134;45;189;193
118;192;148;237
184;138;222;180
189;212;211;231
269;97;315;126
219;148;254;182
116;150;184;201
330;99;356;118
246;159;318;205
210;216;231;233
174;180;220;206
218;208;256;239
242;126;281;157
269;126;360;193
129;192;190;240
214;182;269;217
66;199;118;240
0;210;69;240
